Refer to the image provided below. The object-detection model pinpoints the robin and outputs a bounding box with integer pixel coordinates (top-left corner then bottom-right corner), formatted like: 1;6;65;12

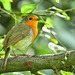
2;16;39;69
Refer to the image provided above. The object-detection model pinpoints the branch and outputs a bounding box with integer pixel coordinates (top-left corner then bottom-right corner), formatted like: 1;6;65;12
0;50;75;74
0;7;15;19
64;8;75;12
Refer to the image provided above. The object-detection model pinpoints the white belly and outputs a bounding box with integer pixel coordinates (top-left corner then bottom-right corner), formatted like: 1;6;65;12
13;36;32;50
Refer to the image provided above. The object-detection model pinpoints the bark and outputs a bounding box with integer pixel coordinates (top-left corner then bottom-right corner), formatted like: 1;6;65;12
0;50;75;73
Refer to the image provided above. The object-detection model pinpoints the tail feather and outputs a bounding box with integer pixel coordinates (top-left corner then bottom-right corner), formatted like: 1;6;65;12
2;48;10;70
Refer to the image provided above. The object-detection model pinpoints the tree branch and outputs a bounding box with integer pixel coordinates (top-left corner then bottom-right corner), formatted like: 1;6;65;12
0;50;75;73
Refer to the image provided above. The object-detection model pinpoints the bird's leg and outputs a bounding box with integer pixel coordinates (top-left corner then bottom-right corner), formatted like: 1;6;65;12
17;49;30;56
12;50;19;57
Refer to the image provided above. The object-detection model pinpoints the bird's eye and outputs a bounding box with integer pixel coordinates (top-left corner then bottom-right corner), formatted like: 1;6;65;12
29;18;32;20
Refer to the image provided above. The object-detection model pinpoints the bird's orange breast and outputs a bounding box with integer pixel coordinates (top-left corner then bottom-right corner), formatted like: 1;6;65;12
25;20;38;41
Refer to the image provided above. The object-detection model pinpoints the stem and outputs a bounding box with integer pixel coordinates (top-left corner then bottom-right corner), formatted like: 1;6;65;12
64;8;75;12
0;7;15;19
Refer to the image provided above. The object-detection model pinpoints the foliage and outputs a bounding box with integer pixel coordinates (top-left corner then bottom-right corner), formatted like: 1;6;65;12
0;0;11;11
54;0;59;3
60;70;73;75
44;17;54;28
21;4;37;16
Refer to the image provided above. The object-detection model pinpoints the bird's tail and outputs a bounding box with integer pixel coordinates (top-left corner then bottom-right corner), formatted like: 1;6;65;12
2;48;10;70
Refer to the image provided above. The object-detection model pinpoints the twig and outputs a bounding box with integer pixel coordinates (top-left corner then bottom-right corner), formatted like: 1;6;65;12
50;31;67;50
0;7;15;19
36;0;41;5
64;8;75;12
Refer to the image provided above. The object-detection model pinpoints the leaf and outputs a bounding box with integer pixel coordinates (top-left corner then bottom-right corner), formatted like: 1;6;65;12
37;71;45;75
9;0;13;2
60;70;73;75
54;0;59;3
0;38;5;54
0;0;11;11
61;12;70;20
62;61;65;65
0;73;4;75
21;4;37;16
44;17;54;28
0;55;5;59
50;38;58;44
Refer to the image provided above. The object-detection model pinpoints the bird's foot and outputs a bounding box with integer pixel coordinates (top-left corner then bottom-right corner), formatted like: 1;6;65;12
12;50;20;57
24;53;30;57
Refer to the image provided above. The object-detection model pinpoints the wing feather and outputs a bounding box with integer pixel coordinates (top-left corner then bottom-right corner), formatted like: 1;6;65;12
3;23;31;50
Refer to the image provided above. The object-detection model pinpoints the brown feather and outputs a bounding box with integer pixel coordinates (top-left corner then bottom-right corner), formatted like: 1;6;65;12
3;23;31;50
2;48;10;69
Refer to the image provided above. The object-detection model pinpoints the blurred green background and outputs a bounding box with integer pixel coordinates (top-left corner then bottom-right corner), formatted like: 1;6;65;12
0;0;75;75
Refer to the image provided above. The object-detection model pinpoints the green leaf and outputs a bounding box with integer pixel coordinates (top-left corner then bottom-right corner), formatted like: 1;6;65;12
1;73;4;75
0;0;11;11
44;17;54;28
21;4;37;16
60;70;73;75
62;61;65;65
61;12;70;20
50;38;58;44
9;0;13;2
54;0;59;3
37;71;45;75
0;38;5;54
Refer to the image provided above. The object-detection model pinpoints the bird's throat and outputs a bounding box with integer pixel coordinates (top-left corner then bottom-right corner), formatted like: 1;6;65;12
25;21;38;41
32;28;38;41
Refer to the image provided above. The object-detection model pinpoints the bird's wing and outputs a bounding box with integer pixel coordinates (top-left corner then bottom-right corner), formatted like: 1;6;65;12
3;23;32;50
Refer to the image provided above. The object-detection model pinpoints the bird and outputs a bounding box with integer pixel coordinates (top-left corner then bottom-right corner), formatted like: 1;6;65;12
2;16;39;69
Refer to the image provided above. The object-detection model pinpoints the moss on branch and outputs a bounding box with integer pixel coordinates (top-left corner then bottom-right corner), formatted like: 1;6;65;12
0;50;75;73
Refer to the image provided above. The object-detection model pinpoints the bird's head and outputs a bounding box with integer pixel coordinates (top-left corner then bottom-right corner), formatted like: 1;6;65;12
25;16;39;41
25;16;39;28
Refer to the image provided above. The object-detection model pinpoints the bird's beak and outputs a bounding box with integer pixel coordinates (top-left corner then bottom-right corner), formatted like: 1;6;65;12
36;19;40;21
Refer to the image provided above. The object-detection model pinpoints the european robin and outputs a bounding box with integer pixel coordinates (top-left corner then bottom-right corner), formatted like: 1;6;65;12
2;16;39;69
